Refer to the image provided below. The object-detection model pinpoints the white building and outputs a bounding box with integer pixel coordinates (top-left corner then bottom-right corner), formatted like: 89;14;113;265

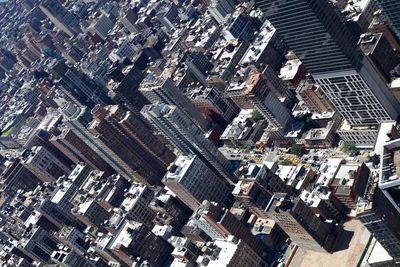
120;182;156;228
164;154;233;210
142;104;235;184
23;146;72;182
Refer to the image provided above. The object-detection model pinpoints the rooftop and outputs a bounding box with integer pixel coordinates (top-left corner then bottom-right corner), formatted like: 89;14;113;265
165;154;196;182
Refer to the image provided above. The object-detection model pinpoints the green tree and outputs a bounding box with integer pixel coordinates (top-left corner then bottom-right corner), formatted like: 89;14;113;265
280;158;293;165
291;144;305;156
342;142;356;154
251;110;263;122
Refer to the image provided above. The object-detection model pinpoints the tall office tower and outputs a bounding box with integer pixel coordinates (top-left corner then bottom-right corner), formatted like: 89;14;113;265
192;201;265;255
233;179;272;219
140;76;210;132
357;187;400;260
19;226;59;264
88;105;175;186
0;49;17;73
188;86;240;126
296;81;334;113
263;65;293;99
49;60;112;109
39;0;80;38
22;146;73;182
359;32;400;83
208;0;236;24
60;102;139;181
164;154;234;211
357;138;400;260
50;164;92;211
142;104;236;183
256;0;400;144
227;70;293;131
1;159;42;197
185;51;214;86
108;64;149;114
50;128;115;176
232;163;297;219
109;220;173;267
72;199;111;229
88;14;115;40
378;0;400;41
266;193;338;253
121;182;156;229
39;198;86;231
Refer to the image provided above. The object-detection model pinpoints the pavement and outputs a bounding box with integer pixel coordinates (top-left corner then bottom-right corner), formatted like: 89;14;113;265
287;219;371;267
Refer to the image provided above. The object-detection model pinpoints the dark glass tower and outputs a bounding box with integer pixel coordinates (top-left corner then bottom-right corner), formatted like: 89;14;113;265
256;0;361;74
378;0;400;41
255;0;400;145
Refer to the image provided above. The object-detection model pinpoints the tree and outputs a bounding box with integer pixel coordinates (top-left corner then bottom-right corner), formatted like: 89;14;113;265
342;142;356;154
280;158;293;165
291;144;305;156
251;110;263;122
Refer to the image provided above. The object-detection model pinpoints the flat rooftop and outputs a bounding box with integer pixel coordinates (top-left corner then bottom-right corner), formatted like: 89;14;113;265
287;219;371;267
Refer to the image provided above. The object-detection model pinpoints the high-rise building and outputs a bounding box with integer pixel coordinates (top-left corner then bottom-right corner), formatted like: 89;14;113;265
49;60;112;109
359;32;400;83
233;179;272;220
88;105;175;185
39;0;80;38
60;103;139;182
296;81;334;113
20;226;59;264
120;183;156;229
88;14;115;40
140;75;210;131
185;51;214;86
109;220;173;267
266;193;338;253
208;0;236;24
142;104;236;183
256;0;400;145
192;201;265;255
204;238;266;267
22;146;73;182
377;0;400;41
108;64;149;113
164;154;234;210
358;137;400;260
232;163;297;219
50;128;115;176
357;187;400;261
1;159;42;197
72;199;111;229
227;70;293;131
188;86;240;125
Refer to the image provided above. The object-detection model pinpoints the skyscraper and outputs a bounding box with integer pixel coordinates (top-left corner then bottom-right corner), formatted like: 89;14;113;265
142;104;236;184
50;128;115;176
88;105;175;185
266;193;338;253
378;0;400;41
256;0;400;144
192;201;264;255
164;154;234;210
39;0;81;38
60;102;146;182
227;70;293;131
22;146;73;182
49;60;112;109
140;75;210;131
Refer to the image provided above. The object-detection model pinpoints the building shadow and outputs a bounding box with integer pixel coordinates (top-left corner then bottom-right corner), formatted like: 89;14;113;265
333;229;354;252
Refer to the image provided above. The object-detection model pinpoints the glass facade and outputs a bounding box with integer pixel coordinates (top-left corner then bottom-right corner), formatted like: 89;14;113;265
256;0;361;74
379;0;400;41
